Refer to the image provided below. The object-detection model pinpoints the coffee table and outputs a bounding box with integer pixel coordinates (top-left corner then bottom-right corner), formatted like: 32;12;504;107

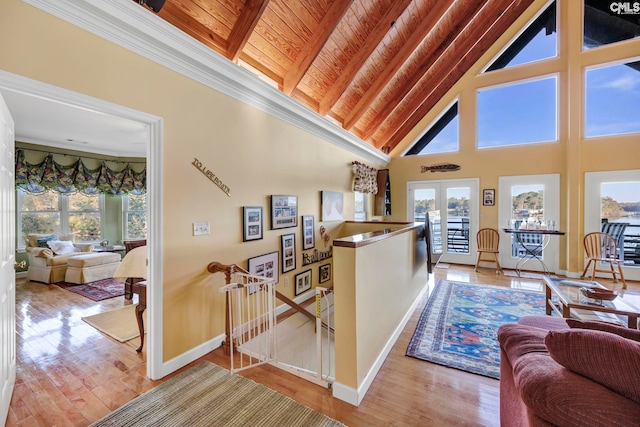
543;277;640;328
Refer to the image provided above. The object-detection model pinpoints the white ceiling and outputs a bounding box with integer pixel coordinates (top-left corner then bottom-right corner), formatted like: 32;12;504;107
0;89;148;158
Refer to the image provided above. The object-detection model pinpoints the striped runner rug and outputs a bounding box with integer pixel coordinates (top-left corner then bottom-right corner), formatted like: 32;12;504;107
90;361;345;427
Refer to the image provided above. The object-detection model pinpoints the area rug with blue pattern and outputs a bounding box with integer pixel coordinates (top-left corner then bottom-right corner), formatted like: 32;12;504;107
406;279;546;379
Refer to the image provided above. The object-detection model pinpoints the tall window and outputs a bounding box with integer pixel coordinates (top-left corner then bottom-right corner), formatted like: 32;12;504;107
584;0;640;49
18;189;104;248
354;192;366;221
477;76;558;148
124;193;147;239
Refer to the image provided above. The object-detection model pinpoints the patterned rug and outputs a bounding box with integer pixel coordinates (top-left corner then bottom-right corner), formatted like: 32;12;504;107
58;278;125;301
90;361;344;426
406;279;545;379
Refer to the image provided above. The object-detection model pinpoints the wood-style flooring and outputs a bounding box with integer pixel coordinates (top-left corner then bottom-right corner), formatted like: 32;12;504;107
8;266;640;426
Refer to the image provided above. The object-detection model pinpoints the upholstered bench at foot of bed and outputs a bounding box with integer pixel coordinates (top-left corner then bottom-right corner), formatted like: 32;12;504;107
64;253;121;285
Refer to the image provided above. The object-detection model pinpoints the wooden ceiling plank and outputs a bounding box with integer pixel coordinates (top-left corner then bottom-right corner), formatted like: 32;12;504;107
342;0;452;130
227;0;271;62
318;0;412;116
158;1;229;53
282;0;354;95
381;0;535;151
358;0;486;141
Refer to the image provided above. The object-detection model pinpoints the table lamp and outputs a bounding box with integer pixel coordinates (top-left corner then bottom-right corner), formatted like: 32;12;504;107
113;246;147;299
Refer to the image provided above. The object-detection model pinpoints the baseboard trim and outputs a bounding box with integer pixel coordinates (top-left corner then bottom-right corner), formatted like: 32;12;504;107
158;333;225;378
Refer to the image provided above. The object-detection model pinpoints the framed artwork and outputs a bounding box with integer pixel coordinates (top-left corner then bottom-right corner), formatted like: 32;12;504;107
281;233;296;273
271;195;298;229
242;206;263;241
294;269;312;296
247;251;279;284
321;191;344;221
302;215;315;250
319;263;331;284
483;189;495;206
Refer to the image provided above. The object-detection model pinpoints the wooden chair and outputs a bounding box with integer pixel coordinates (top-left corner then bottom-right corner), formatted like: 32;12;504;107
601;222;628;260
475;228;502;274
581;232;626;288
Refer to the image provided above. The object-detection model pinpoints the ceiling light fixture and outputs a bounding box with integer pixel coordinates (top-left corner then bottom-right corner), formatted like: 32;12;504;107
137;0;166;13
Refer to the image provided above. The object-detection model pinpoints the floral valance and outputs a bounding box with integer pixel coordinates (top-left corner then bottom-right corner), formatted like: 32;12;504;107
352;161;378;194
15;149;146;195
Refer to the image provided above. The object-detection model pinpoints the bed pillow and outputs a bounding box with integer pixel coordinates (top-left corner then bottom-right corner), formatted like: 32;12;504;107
545;329;640;404
36;234;59;248
47;240;78;255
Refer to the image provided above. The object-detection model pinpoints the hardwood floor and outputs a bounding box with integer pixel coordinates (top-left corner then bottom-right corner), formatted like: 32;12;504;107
8;266;640;426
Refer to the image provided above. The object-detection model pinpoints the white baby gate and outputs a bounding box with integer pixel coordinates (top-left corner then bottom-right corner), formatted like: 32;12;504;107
219;272;277;373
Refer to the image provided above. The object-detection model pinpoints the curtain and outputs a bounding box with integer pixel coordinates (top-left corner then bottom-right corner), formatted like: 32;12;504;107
15;149;146;195
352;161;378;194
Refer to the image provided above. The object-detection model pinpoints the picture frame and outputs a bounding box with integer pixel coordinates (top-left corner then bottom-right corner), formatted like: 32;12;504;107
281;233;296;273
242;206;263;241
319;263;331;284
294;269;312;296
247;251;279;284
321;191;344;221
302;215;315;250
483;189;495;206
271;195;298;229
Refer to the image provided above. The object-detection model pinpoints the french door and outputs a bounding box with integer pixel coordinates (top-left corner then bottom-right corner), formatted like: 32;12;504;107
407;179;478;265
498;174;560;273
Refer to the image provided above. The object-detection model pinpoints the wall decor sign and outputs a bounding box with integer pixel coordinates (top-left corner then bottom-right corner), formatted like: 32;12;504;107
420;163;461;173
281;233;296;273
321;191;344;221
294;269;312;296
302;247;333;266
271;195;298;229
191;158;231;196
483;189;495;206
302;215;315;250
248;251;278;284
319;263;331;284
243;206;263;241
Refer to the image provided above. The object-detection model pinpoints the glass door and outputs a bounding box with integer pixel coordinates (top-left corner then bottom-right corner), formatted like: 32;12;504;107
408;179;478;265
498;174;560;273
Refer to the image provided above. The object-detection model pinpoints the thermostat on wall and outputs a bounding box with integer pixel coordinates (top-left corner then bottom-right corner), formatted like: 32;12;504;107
193;222;210;236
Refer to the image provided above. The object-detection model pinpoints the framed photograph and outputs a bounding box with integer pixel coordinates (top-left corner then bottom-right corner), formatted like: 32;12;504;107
247;251;278;284
294;269;312;296
483;189;495;206
319;263;331;284
242;206;263;241
271;195;298;229
321;191;344;221
302;215;315;250
281;233;296;273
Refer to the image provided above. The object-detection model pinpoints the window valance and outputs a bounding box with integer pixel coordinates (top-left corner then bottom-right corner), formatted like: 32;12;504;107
15;149;146;195
352;161;378;194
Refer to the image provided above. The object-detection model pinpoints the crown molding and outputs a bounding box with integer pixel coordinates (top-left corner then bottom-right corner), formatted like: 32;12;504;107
22;0;389;165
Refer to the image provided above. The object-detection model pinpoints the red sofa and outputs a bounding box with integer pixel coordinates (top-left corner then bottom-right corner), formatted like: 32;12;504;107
498;315;640;426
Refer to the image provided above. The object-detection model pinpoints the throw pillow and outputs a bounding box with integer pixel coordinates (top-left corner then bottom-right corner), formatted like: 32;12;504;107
545;329;640;405
566;318;640;342
36;234;59;248
46;240;77;255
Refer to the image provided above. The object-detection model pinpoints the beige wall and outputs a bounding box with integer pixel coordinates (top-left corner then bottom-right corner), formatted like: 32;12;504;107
385;0;640;274
1;0;377;361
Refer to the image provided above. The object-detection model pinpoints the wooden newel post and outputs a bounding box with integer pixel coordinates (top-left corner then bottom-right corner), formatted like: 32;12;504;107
207;261;242;355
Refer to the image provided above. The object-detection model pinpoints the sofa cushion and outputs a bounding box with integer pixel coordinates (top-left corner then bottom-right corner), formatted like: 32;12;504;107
47;240;79;255
27;233;75;248
545;329;640;405
566;318;640;342
36;234;59;248
518;315;570;331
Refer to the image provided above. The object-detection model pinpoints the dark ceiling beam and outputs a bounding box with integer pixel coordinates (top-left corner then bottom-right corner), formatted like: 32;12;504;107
227;0;270;62
381;0;535;151
282;0;353;95
317;0;412;116
359;0;485;141
341;0;452;131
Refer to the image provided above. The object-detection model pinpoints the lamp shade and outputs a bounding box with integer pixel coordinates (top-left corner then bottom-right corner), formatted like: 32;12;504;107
113;246;147;282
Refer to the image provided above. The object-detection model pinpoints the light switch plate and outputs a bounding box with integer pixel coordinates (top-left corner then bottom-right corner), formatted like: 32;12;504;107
193;222;210;236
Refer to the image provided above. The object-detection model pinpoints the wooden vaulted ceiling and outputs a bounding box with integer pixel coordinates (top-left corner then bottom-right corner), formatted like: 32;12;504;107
142;0;534;154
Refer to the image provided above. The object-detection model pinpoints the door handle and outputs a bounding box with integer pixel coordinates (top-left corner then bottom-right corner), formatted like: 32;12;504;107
14;261;26;270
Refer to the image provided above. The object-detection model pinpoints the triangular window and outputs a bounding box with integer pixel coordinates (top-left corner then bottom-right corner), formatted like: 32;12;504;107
485;1;557;72
404;102;458;156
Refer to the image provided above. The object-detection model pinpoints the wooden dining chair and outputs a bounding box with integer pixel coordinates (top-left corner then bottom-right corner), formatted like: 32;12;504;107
581;232;626;288
475;228;502;274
